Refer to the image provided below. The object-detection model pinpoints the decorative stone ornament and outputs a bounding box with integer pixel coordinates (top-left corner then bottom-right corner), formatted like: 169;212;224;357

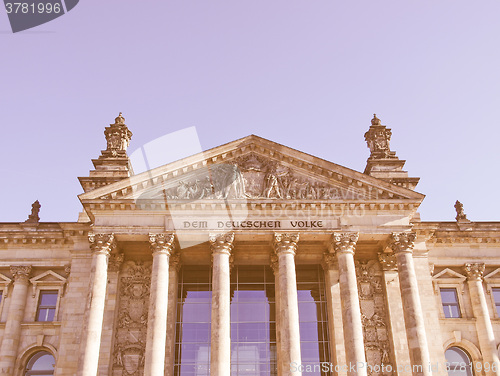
455;200;469;222
378;253;397;270
364;114;397;160
464;263;485;280
88;233;116;255
388;232;416;254
321;253;336;270
209;232;234;255
10;265;32;282
149;233;176;256
273;233;299;255
24;200;40;223
331;232;359;255
104;112;133;157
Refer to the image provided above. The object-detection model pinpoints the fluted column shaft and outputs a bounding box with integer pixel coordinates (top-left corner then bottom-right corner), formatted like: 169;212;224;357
210;233;234;376
331;232;366;376
271;255;283;376
464;263;500;376
81;233;115;376
145;233;176;376
0;265;32;375
390;232;431;376
274;233;301;376
165;253;181;376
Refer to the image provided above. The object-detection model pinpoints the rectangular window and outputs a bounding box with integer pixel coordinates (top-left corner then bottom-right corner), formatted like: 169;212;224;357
36;290;58;322
492;288;500;317
175;266;212;376
297;265;331;375
0;290;2;305
440;288;461;318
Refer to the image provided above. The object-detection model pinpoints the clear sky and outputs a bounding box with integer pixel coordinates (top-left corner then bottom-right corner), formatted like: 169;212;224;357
1;0;499;222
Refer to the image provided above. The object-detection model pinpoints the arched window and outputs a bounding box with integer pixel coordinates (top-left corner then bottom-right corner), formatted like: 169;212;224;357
25;351;55;376
445;347;473;376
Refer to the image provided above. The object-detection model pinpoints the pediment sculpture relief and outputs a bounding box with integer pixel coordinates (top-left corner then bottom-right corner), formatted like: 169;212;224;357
140;153;364;201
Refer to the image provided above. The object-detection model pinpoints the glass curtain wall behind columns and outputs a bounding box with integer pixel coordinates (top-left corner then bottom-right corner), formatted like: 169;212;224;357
230;266;277;376
297;265;331;376
175;266;212;376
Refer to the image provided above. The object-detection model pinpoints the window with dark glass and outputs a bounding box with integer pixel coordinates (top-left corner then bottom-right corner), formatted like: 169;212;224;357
440;288;461;318
297;265;331;375
230;266;276;376
36;291;58;322
0;290;3;305
25;350;55;375
492;288;500;317
175;266;212;376
445;347;473;376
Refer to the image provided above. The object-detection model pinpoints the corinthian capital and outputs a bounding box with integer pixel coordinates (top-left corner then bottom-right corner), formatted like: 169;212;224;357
321;253;336;271
273;233;299;256
464;263;485;281
209;232;234;255
149;233;176;256
10;265;32;282
88;233;116;256
331;232;359;255
388;232;416;254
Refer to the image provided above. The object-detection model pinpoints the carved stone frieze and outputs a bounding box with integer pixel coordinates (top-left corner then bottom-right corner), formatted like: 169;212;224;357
356;260;393;376
112;261;152;376
138;152;372;201
464;263;485;281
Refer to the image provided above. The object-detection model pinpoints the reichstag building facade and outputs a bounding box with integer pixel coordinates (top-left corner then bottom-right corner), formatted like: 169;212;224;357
0;114;499;376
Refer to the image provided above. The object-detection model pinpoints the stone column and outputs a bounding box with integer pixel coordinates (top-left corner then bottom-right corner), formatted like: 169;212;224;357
210;232;234;376
273;233;302;376
378;253;411;376
389;232;431;376
165;252;181;376
331;232;367;376
322;254;348;376
464;263;500;376
0;265;32;375
80;233;115;376
99;252;124;375
145;233;176;376
271;254;283;376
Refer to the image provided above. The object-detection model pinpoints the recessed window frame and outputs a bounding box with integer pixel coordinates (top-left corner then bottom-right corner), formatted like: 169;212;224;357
432;268;467;319
36;290;59;322
484;268;500;319
30;270;66;323
0;273;12;320
440;288;462;318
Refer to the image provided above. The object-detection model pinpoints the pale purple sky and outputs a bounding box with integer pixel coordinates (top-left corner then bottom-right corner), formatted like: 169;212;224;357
1;0;499;222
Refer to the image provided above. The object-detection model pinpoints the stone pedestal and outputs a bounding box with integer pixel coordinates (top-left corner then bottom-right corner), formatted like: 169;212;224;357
389;232;431;376
464;263;500;376
210;233;234;376
144;233;176;376
274;233;302;376
331;232;366;376
80;233;115;376
0;265;32;376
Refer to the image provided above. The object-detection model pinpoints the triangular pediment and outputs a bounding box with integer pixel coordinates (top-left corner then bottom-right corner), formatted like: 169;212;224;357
432;268;466;281
79;135;424;205
30;270;66;284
